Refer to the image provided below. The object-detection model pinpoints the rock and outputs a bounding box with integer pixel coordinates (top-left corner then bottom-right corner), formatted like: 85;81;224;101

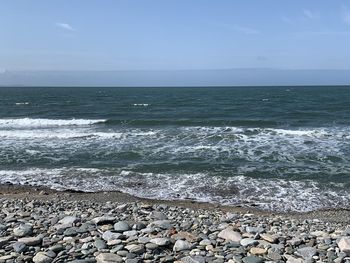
250;247;267;255
58;216;80;225
114;221;130;232
285;255;304;263
92;216;115;225
242;256;264;263
150;211;168;220
259;233;277;243
102;231;122;241
125;244;145;254
173;240;192;252
13;223;33;237
181;256;206;263
0;236;13;248
339;236;350;256
150;237;171;246
199;239;212;246
246;226;264;234
13;241;27;253
218;228;242;242
240;238;258;247
96;253;123;263
18;236;42;246
94;239;107;250
33;252;54;263
151;220;173;229
296;246;317;259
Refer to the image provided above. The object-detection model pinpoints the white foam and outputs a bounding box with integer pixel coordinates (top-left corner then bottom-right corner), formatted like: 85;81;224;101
0;118;106;128
133;104;149;107
0;168;349;212
15;102;30;105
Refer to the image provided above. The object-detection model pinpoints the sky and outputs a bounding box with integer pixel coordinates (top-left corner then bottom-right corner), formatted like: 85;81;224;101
1;0;350;85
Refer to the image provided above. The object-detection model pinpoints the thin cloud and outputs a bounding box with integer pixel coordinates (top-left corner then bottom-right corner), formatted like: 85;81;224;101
233;25;260;35
341;5;350;26
55;22;75;31
302;9;320;20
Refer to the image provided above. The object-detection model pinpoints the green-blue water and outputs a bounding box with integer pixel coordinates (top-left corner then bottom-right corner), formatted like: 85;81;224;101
0;86;349;211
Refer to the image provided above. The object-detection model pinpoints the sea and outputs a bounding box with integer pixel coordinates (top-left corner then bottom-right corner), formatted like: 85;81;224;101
0;86;349;212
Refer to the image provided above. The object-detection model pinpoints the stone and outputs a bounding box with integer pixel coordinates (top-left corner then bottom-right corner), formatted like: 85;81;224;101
33;252;54;263
339;237;350;256
250;247;267;255
125;244;145;254
218;228;242;242
58;216;80;225
18;236;42;246
96;253;123;263
94;239;107;250
114;221;130;232
296;246;317;259
199;239;212;246
150;211;168;220
285;255;304;263
13;241;27;253
92;216;115;225
13;223;33;237
150;237;171;246
242;256;264;263
151;220;173;229
102;231;122;241
260;233;277;243
240;238;258;247
0;236;13;248
181;256;206;263
173;240;192;252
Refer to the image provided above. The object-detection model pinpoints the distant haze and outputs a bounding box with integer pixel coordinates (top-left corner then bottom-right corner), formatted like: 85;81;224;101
1;69;350;87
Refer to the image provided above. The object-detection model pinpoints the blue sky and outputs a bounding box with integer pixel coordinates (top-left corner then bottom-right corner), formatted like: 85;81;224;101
1;0;350;72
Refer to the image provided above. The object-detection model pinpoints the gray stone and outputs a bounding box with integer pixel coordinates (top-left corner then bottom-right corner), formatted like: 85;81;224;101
18;236;42;246
114;221;130;232
94;239;107;250
102;231;122;241
125;244;145;254
33;252;54;263
0;236;13;248
240;238;258;247
150;237;170;246
181;256;206;263
296;246;317;259
95;253;123;263
245;226;264;234
151;220;173;229
58;216;79;225
150;211;168;220
242;256;264;263
13;223;33;237
218;228;242;242
13;242;26;253
173;240;192;252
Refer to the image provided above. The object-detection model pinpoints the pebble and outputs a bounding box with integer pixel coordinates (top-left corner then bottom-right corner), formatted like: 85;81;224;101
0;196;349;262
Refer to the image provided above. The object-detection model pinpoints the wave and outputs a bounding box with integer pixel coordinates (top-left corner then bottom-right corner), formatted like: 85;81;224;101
0;118;107;128
0;168;349;212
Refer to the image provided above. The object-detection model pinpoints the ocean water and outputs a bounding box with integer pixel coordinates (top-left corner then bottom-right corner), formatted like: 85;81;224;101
0;86;349;212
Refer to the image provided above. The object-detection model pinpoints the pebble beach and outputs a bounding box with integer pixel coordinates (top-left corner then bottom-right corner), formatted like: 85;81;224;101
1;185;350;263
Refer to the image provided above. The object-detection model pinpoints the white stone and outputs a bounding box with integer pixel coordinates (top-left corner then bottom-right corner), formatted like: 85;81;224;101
218;228;242;242
338;237;350;256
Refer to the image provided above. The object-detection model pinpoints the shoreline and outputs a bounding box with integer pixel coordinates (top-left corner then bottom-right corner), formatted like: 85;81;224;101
1;183;350;262
1;184;350;225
